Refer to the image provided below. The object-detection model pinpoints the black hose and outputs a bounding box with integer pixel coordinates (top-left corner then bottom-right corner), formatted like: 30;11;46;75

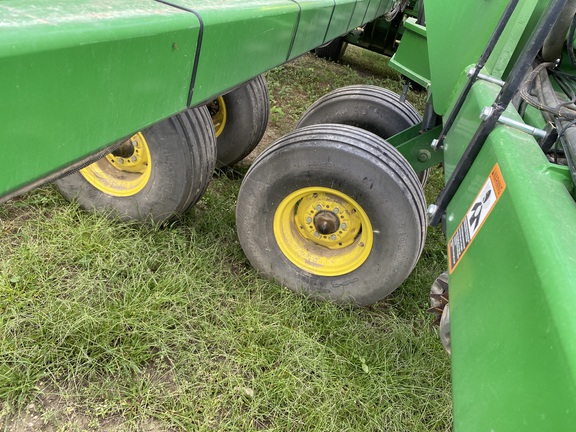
569;14;576;66
536;67;576;182
542;0;576;62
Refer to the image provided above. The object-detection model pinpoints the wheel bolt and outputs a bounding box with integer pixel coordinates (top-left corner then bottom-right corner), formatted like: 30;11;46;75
316;204;322;211
314;232;320;237
333;208;339;214
131;140;138;147
131;156;137;162
330;234;336;241
306;217;312;224
117;158;124;164
341;223;347;230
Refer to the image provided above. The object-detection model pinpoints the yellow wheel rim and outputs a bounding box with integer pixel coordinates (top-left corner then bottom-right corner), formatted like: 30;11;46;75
80;132;152;197
207;96;227;137
273;187;373;277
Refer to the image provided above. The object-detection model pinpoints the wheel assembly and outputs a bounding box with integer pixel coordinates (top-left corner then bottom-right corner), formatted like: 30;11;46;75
314;37;348;62
206;74;270;168
296;84;430;184
55;106;216;223
236;124;427;306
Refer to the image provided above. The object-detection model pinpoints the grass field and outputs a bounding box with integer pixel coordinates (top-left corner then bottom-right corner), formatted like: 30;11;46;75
0;47;451;431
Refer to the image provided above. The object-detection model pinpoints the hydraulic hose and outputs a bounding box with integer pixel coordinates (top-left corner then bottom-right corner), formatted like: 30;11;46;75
542;0;576;62
535;66;576;183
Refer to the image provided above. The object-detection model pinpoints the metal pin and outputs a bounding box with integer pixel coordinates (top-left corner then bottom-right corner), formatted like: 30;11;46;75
467;68;505;86
480;107;547;138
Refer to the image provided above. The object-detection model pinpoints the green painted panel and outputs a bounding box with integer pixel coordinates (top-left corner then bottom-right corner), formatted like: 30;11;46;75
424;0;540;115
348;0;371;27
0;0;400;201
389;17;430;87
324;0;358;42
485;0;542;78
184;0;299;105
0;0;199;200
363;0;383;23
444;82;576;431
288;0;335;59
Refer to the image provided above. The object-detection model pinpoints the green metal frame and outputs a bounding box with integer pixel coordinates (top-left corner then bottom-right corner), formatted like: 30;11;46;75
0;0;398;203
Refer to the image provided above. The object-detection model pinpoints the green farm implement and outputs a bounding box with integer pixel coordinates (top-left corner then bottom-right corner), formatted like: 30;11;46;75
2;0;576;429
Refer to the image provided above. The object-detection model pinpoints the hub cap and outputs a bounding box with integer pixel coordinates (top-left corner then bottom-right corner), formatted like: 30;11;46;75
273;187;373;276
206;96;227;137
80;132;152;197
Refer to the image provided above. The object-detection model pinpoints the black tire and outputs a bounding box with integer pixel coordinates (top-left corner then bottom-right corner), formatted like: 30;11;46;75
236;124;427;306
55;106;216;223
314;37;348;62
296;84;430;184
206;75;270;168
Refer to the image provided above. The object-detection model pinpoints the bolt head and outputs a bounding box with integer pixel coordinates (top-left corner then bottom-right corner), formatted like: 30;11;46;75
341;223;347;230
426;204;438;219
306;217;312;224
480;106;494;121
314;232;319;238
117;158;124;164
333;208;339;214
330;234;336;241
417;150;431;162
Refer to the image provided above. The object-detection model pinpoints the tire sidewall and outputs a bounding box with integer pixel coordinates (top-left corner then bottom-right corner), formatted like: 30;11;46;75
238;142;423;305
215;76;269;167
298;90;418;138
55;108;215;222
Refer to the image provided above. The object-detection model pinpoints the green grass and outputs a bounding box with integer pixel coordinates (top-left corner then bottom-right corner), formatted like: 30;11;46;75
0;47;450;431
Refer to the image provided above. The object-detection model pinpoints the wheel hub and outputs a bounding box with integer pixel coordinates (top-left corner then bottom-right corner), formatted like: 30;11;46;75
206;96;227;137
314;210;340;235
79;132;152;197
111;140;136;159
273;187;373;276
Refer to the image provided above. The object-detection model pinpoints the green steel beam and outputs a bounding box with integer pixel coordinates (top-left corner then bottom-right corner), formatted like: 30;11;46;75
0;0;398;202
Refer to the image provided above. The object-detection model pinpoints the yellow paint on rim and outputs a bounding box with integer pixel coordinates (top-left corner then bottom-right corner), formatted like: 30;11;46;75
80;132;152;197
207;96;227;138
273;187;373;277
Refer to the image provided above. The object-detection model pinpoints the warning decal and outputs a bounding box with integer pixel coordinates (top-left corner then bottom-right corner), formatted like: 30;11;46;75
448;164;506;273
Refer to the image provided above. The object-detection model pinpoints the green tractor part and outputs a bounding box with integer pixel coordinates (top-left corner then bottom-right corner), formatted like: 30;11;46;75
393;0;576;429
0;0;400;207
3;0;576;430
